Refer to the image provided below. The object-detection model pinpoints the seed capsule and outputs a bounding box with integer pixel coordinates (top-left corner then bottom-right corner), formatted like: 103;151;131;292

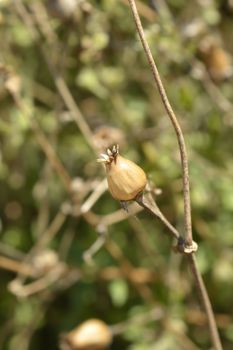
199;38;233;81
60;319;112;350
98;145;147;201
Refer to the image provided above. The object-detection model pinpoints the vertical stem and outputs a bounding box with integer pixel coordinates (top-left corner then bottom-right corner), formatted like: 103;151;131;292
127;1;223;349
127;0;192;246
188;255;223;350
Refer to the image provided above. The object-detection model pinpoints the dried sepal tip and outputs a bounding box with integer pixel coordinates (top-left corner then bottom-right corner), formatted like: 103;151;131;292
97;145;119;164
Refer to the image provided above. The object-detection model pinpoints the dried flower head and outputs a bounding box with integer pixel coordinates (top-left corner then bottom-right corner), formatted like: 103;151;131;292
98;145;147;201
60;319;112;350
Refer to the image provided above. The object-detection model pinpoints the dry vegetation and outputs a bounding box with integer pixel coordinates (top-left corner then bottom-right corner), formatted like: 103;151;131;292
0;1;233;349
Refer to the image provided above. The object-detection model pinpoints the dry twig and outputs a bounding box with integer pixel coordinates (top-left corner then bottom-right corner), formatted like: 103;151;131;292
127;0;193;247
127;1;222;349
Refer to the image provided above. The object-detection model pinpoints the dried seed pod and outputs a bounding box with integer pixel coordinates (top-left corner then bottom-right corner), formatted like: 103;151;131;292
47;0;78;19
98;145;147;201
60;319;112;350
206;45;232;81
199;38;233;81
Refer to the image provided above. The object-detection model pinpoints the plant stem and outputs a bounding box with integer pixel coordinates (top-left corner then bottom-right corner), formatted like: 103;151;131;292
15;0;97;155
188;254;223;350
127;1;223;349
136;194;222;349
136;193;180;240
127;0;192;246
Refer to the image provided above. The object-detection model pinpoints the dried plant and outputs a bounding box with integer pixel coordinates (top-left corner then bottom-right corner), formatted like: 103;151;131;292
1;1;231;349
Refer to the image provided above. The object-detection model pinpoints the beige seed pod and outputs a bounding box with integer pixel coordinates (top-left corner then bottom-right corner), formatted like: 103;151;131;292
206;45;233;81
47;0;78;19
60;319;112;350
97;145;147;201
199;38;233;81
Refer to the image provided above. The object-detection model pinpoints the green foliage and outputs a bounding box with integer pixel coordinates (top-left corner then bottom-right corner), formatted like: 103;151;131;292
0;0;233;349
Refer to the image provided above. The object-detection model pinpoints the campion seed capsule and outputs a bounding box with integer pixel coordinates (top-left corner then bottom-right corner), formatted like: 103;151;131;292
61;319;112;350
97;145;147;201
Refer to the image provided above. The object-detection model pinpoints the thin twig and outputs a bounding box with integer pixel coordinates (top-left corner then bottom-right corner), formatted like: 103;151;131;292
0;256;34;277
127;0;192;246
0;242;25;260
188;255;223;350
14;0;97;154
127;1;223;349
10;90;72;192
111;306;164;335
31;120;72;191
136;193;198;253
105;239;154;302
83;233;106;265
13;206;67;285
9;264;67;298
136;193;180;240
80;179;108;214
82;202;143;228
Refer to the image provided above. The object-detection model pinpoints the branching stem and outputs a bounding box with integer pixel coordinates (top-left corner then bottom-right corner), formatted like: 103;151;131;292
188;254;223;350
127;1;223;349
136;193;180;240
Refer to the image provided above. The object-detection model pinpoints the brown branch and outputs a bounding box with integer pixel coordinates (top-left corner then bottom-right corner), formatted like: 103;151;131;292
31;120;72;192
188;255;223;350
136;193;180;241
11;91;72;192
135;192;198;254
0;256;34;276
127;0;192;247
127;1;223;349
14;0;97;154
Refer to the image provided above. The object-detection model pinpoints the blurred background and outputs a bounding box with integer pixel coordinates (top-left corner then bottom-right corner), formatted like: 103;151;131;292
0;0;233;349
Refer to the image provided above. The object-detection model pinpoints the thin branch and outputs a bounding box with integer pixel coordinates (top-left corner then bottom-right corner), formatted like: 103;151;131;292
111;306;164;335
135;193;198;254
9;264;67;297
127;1;223;349
127;0;192;247
136;193;180;240
83;233;107;265
14;0;97;154
0;256;34;277
10;90;72;192
82;202;143;228
14;206;67;285
0;242;25;260
31;120;72;191
188;255;223;350
80;179;108;214
34;210;67;251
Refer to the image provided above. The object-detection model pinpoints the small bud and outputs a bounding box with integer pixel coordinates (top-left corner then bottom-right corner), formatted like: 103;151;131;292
98;145;147;201
60;319;112;350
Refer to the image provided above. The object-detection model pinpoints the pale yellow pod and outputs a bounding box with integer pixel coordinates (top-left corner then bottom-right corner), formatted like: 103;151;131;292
98;146;147;201
64;319;112;350
106;155;146;200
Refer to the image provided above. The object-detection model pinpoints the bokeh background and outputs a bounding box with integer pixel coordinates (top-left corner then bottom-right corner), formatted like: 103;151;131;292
0;0;233;349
